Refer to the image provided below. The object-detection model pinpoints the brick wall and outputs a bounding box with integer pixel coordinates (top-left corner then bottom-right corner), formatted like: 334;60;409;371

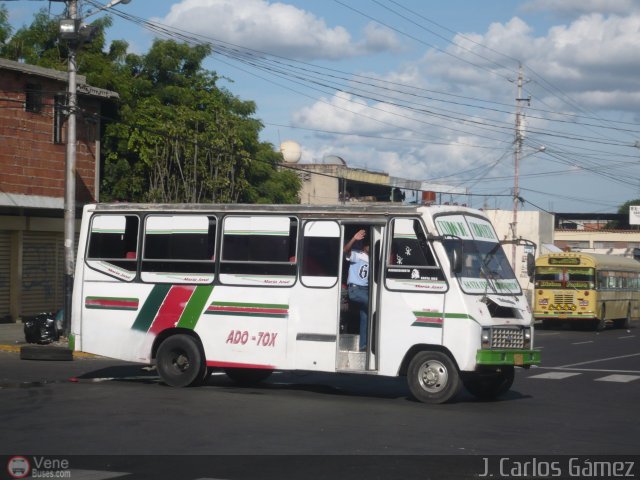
0;70;99;202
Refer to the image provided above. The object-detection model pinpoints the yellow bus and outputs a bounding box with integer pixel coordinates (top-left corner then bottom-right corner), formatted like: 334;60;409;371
533;252;640;330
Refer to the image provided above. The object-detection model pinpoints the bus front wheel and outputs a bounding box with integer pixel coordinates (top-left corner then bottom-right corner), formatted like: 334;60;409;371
463;366;514;401
407;351;460;404
595;305;606;331
156;334;207;387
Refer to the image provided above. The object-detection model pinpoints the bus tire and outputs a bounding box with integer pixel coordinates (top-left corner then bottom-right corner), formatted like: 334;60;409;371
406;351;460;404
463;366;514;401
618;305;631;330
156;334;206;388
224;368;273;385
596;305;606;331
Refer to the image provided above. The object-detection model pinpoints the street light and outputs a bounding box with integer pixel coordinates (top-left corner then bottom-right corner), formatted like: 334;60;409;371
60;0;131;337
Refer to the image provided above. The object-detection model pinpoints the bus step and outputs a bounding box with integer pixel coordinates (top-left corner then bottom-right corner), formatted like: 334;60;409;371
338;334;360;352
337;351;366;371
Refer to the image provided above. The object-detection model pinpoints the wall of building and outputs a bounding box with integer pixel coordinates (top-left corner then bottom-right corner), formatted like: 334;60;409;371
554;229;640;256
485;209;555;303
0;60;114;321
0;69;100;204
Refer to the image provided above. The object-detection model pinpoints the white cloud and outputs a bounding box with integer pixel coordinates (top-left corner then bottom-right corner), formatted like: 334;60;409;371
156;0;400;60
288;7;640;190
521;0;640;16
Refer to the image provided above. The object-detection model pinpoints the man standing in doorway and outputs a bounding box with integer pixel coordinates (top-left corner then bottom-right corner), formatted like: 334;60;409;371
344;229;369;351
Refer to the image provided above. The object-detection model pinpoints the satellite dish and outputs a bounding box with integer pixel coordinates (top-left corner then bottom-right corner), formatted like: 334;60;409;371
280;141;302;163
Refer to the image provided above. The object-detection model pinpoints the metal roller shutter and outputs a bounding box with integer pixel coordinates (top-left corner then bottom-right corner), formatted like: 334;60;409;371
0;231;10;320
22;231;64;316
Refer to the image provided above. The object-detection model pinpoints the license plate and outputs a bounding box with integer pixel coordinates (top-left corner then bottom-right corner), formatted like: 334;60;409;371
514;353;524;366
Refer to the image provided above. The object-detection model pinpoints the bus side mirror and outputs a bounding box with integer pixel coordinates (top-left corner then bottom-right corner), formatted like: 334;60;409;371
451;243;463;274
526;253;535;279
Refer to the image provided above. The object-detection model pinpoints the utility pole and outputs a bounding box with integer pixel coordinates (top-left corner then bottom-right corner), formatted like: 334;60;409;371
63;0;78;337
59;0;132;337
511;64;529;268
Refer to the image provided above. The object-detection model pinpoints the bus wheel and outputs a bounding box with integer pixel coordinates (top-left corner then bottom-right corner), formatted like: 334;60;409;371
156;334;206;388
463;367;514;401
407;351;460;404
224;368;273;385
618;306;631;330
595;305;606;331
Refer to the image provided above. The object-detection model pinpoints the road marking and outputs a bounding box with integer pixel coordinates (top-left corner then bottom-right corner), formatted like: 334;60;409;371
557;352;640;368
535;366;640;374
595;374;640;383
618;335;635;339
571;341;594;345
529;372;581;380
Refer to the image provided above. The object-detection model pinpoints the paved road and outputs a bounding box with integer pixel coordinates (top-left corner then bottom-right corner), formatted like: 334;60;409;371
1;324;639;478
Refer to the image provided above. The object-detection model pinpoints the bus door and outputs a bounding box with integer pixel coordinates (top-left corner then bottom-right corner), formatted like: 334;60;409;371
377;218;448;375
293;220;342;371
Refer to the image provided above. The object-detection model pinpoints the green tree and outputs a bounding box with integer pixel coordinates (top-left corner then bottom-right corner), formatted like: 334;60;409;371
1;10;300;204
606;199;640;229
0;6;12;50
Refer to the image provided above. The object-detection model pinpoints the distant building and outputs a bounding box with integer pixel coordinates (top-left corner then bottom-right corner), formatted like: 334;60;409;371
0;58;117;321
295;158;465;205
553;212;640;256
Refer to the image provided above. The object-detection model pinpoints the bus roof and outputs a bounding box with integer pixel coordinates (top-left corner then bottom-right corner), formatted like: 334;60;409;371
86;202;483;218
536;252;640;271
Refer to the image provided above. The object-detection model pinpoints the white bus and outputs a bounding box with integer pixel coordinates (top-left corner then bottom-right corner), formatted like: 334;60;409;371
71;203;540;404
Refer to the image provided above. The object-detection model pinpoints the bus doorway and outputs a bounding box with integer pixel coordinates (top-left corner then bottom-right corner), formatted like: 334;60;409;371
338;223;383;372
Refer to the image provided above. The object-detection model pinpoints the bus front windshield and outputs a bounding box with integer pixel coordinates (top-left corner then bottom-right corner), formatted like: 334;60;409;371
445;239;520;294
436;213;521;295
535;266;595;290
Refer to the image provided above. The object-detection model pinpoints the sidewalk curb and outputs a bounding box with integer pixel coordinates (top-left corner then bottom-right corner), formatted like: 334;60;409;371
0;343;97;358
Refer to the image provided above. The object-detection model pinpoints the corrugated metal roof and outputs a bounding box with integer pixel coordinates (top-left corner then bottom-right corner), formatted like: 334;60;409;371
0;58;118;100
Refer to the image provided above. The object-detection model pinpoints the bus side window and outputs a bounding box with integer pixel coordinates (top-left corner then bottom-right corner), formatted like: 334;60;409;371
220;215;298;281
300;220;340;288
387;218;436;267
87;214;139;279
141;215;216;283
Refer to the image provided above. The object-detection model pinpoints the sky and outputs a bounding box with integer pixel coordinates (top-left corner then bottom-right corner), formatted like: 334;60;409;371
5;0;640;213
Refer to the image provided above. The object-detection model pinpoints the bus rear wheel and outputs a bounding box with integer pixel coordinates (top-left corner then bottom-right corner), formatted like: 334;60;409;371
463;366;514;401
156;334;207;387
407;351;460;404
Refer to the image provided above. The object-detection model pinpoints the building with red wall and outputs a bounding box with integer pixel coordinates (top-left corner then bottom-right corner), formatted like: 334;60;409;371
0;58;117;321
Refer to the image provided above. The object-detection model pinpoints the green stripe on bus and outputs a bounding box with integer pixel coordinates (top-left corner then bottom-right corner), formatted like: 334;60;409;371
131;284;171;332
177;285;214;330
211;301;289;309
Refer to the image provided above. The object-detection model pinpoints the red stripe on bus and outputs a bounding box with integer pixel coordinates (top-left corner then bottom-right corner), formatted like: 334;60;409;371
414;317;444;324
148;286;196;335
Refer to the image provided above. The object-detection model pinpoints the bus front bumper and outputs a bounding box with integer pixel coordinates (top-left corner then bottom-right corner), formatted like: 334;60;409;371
476;349;541;367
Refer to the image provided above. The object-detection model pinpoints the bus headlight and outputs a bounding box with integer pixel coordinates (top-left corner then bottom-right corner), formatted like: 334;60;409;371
523;328;531;349
481;328;491;348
